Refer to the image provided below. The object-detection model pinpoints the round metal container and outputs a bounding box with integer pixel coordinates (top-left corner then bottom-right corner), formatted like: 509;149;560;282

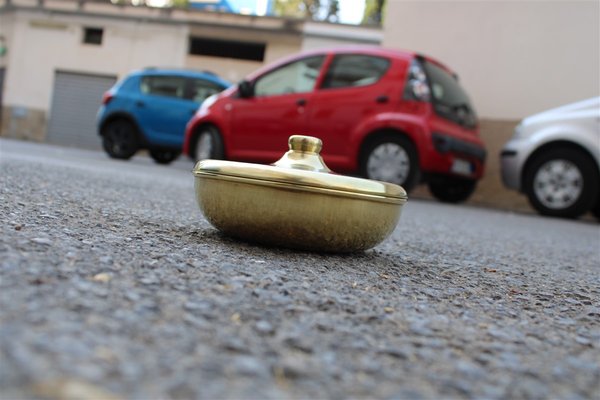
192;135;407;252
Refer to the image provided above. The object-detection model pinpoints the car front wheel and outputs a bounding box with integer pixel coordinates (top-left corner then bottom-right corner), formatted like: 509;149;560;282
524;148;599;219
150;148;180;164
360;135;419;192
428;177;477;203
592;198;600;221
102;119;139;160
194;126;224;162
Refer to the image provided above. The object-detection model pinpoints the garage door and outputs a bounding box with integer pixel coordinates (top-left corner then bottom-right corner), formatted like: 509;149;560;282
47;71;116;149
0;68;5;127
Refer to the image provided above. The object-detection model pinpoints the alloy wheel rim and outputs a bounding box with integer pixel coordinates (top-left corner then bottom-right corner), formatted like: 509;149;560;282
533;159;582;209
367;143;410;185
109;125;131;155
196;132;213;160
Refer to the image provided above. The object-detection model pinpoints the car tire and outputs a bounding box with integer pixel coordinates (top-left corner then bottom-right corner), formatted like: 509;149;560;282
591;197;600;220
591;198;600;221
428;177;477;203
102;119;139;160
149;148;180;165
524;148;599;219
360;135;419;192
194;126;224;161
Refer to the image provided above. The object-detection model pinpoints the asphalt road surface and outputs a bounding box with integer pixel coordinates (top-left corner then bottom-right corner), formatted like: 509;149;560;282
1;138;599;400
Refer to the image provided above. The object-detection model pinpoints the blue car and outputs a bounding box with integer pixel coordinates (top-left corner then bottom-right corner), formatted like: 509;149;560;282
97;68;230;164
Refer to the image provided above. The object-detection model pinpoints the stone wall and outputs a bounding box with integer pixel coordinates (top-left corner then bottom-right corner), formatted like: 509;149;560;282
471;119;530;211
0;106;47;142
411;118;533;213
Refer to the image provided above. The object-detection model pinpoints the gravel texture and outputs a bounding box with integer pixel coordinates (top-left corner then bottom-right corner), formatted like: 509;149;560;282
1;139;599;399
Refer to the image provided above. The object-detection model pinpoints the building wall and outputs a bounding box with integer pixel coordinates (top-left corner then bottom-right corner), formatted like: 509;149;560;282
383;0;599;212
0;1;380;140
185;25;303;82
0;10;12;135
301;22;382;51
383;0;600;120
0;10;12;69
5;10;189;111
0;6;190;139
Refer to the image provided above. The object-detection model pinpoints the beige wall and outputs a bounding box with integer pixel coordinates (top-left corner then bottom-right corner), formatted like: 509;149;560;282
187;22;384;82
383;0;600;120
301;22;382;51
0;1;381;141
2;10;189;111
383;0;599;213
0;11;12;69
185;55;263;83
185;25;304;82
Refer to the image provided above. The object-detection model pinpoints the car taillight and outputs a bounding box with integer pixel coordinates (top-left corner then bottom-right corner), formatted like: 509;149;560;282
403;59;431;102
102;91;114;105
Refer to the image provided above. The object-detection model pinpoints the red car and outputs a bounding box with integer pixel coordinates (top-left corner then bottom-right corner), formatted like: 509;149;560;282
183;46;486;203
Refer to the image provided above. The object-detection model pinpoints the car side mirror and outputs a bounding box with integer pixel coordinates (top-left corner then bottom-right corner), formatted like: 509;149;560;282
238;80;254;98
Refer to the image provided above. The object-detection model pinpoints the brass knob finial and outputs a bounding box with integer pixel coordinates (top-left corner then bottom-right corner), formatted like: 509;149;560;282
273;135;330;172
289;135;322;154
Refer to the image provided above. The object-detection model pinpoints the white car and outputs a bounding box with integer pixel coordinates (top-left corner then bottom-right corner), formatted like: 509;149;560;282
501;97;600;219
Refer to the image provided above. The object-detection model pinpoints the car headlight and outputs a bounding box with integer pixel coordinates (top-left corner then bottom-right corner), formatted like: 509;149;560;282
199;94;218;112
513;122;524;139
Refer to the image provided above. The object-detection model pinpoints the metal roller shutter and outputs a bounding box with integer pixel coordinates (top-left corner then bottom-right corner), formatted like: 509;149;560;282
0;68;5;128
47;71;116;149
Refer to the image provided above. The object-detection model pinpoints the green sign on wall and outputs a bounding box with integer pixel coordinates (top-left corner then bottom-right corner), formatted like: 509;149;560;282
0;36;6;57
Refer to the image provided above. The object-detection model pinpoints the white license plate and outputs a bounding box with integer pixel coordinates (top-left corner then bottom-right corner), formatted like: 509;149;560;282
451;159;473;175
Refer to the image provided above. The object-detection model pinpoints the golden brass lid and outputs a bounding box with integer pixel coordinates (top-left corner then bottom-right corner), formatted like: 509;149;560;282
193;135;407;204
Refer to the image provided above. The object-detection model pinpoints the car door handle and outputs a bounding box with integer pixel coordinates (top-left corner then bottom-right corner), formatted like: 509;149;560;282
135;101;145;107
376;95;389;104
296;98;307;106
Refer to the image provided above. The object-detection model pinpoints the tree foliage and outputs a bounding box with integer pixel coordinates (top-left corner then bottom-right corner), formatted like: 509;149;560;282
108;0;189;6
362;0;385;25
274;0;340;23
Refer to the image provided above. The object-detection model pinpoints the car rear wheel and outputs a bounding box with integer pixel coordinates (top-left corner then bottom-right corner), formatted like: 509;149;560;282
524;148;598;219
102;119;139;160
149;148;180;165
194;126;224;161
428;177;477;203
360;135;419;192
591;200;600;221
592;198;600;221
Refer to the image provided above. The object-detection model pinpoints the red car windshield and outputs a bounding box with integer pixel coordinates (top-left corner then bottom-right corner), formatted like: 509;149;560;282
424;61;477;129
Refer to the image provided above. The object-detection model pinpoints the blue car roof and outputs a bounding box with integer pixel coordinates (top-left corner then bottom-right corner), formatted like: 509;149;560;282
129;68;231;87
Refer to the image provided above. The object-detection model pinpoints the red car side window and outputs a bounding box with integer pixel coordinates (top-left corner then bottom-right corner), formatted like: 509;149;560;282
321;54;390;89
254;56;325;97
